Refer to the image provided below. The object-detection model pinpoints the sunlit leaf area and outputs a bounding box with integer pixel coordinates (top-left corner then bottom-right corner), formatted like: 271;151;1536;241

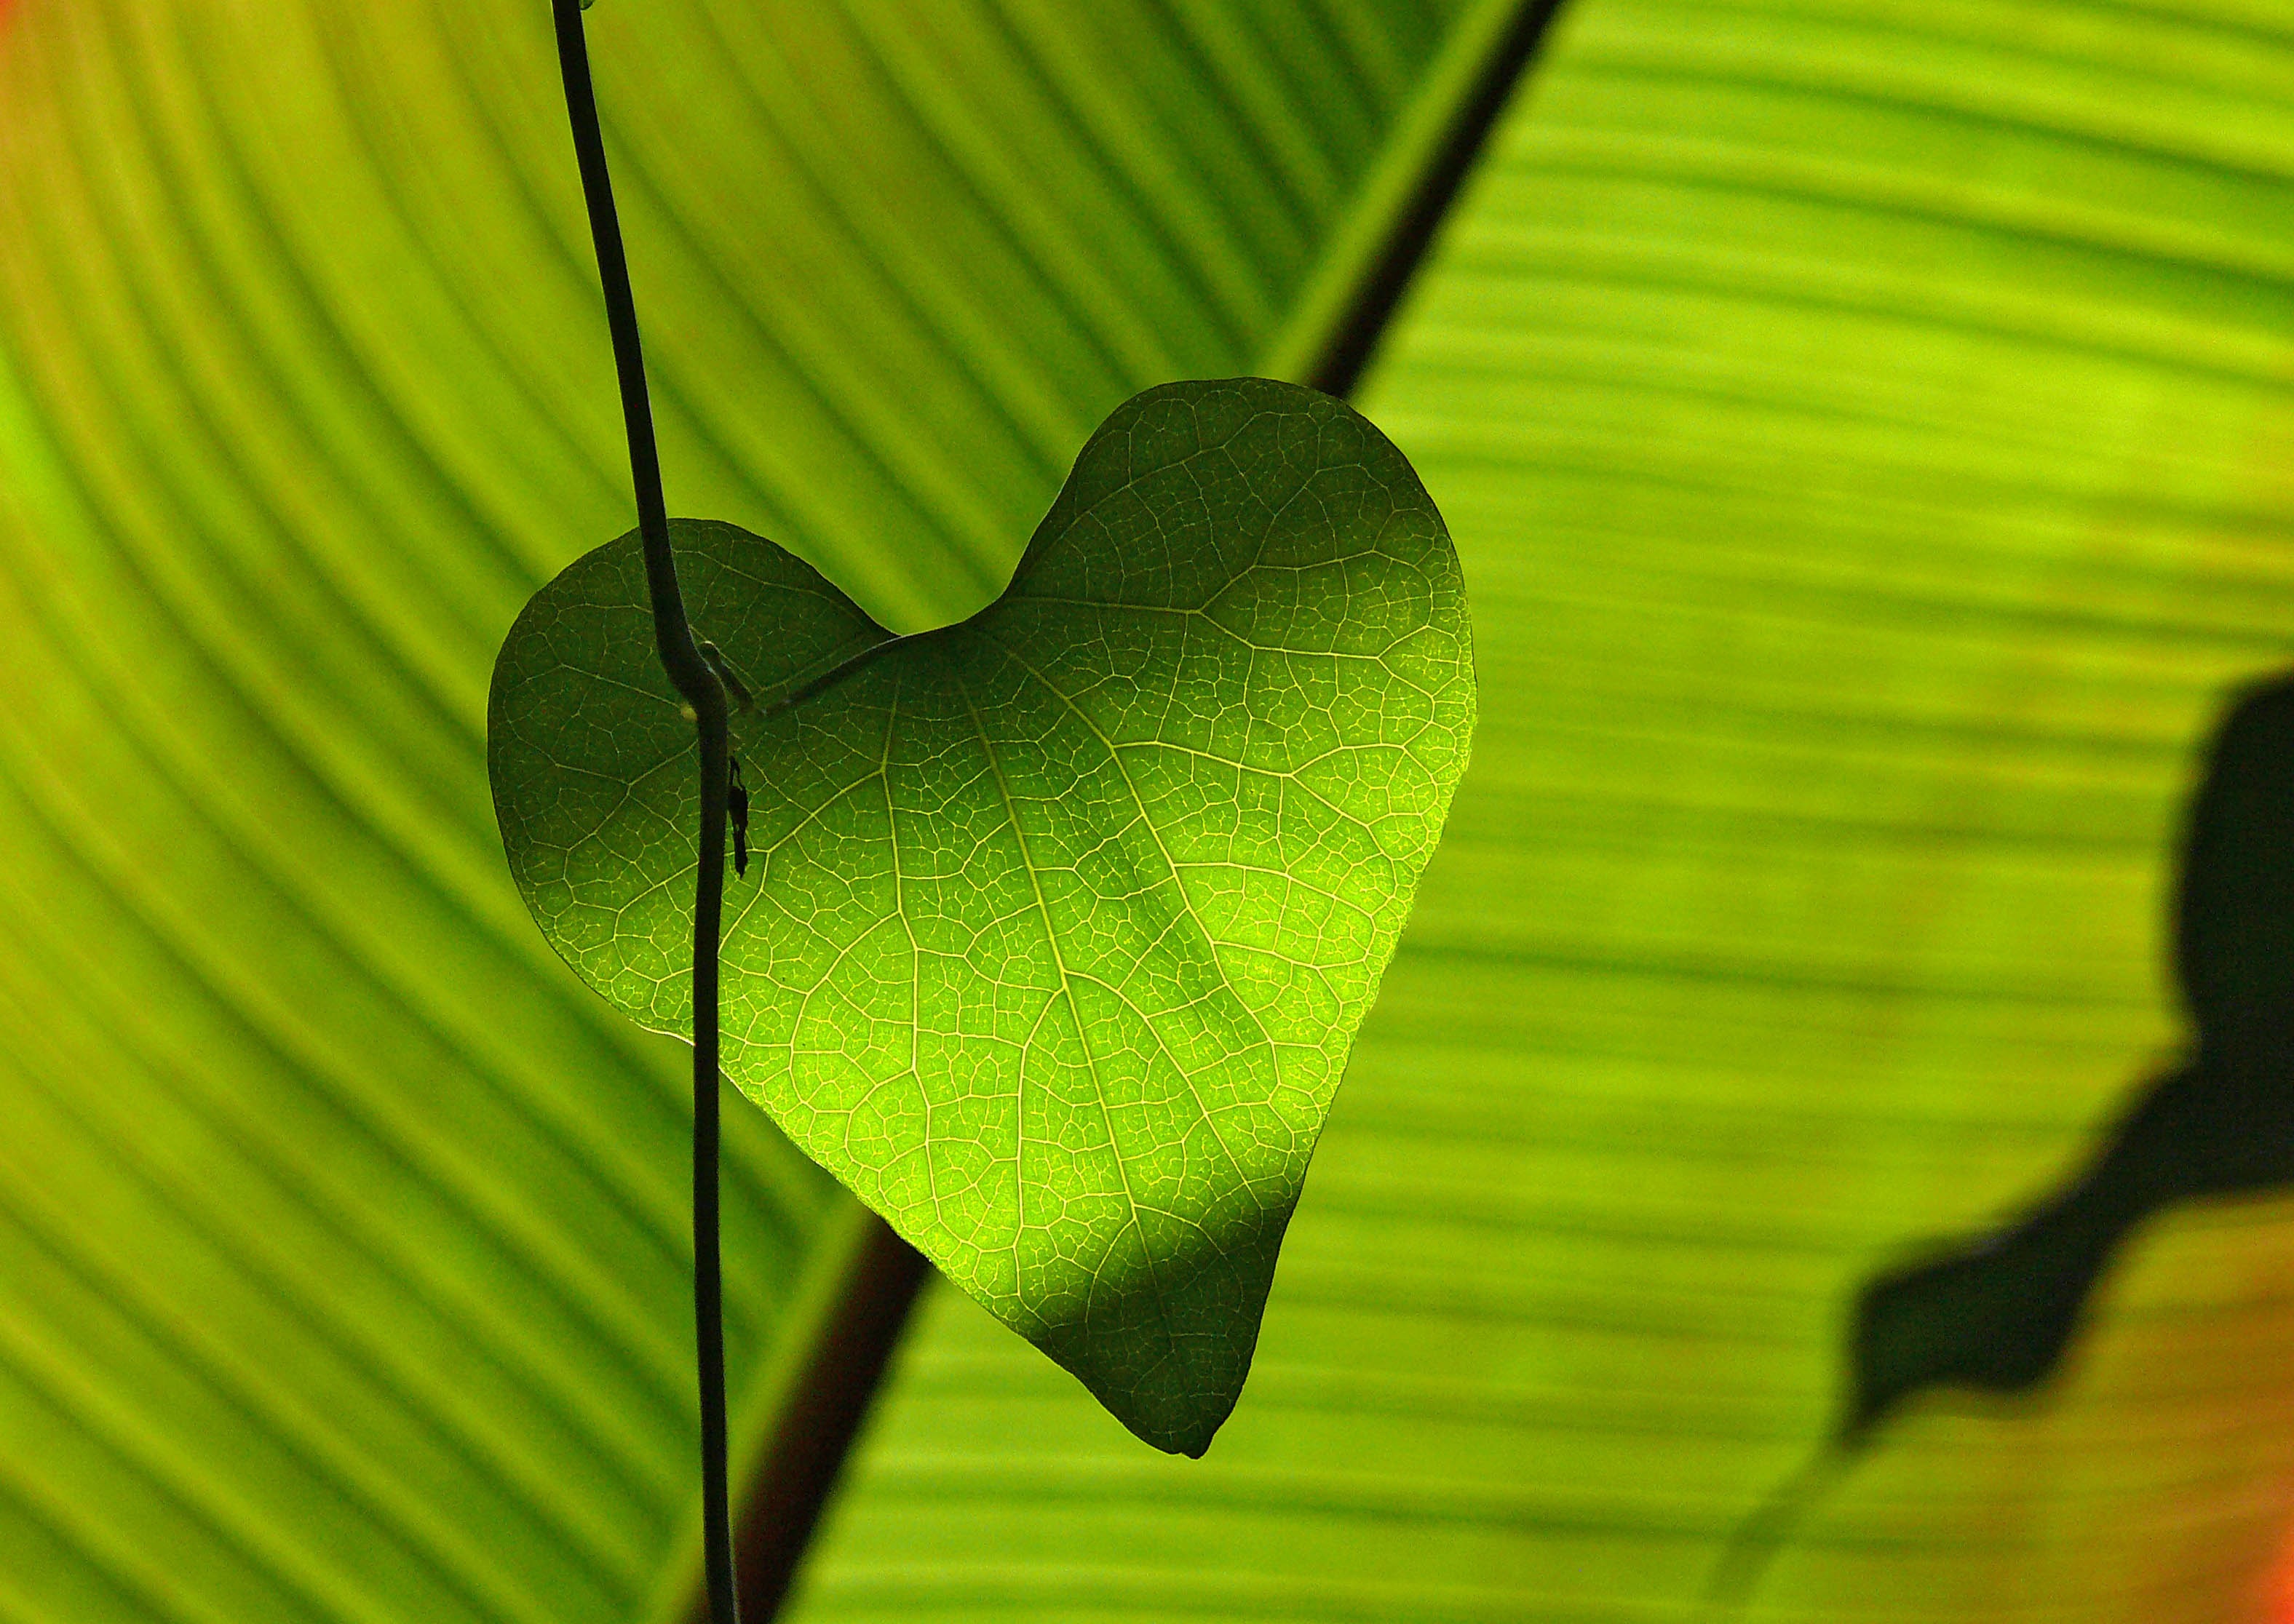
6;1;2294;1622
490;382;1472;1461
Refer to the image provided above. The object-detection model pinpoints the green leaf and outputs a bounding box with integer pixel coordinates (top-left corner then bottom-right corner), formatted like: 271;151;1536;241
490;378;1475;1455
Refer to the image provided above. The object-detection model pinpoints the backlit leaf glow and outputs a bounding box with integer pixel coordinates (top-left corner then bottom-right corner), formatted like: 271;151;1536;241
490;380;1475;1455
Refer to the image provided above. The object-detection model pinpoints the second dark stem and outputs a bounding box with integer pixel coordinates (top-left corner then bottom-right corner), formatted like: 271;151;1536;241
549;5;739;1622
691;708;736;1624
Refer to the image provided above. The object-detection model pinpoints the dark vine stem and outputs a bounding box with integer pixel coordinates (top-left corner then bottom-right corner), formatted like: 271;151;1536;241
549;6;740;1623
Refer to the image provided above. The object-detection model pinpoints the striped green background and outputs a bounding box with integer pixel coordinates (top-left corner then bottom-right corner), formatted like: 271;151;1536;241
787;3;2294;1620
6;1;2294;1621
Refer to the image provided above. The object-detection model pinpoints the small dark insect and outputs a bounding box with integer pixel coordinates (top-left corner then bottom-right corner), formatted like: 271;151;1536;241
728;754;751;878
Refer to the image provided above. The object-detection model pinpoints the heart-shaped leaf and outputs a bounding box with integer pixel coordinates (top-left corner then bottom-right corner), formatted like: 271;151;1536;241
488;378;1474;1454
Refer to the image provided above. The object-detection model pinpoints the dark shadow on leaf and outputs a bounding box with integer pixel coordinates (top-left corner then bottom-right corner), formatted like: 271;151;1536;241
1033;1193;1298;1459
1852;669;2294;1438
1711;671;2294;1615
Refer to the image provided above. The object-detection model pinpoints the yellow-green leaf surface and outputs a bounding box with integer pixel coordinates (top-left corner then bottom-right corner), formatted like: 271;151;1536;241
785;2;2294;1620
0;1;1515;1619
490;383;1473;1456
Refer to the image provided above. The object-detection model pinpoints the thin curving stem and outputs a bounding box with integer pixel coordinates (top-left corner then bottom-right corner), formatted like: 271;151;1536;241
548;5;741;1621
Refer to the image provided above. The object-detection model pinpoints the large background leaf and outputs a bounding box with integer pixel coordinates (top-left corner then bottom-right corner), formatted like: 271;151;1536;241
17;0;2294;1620
0;2;1516;1620
785;2;2294;1620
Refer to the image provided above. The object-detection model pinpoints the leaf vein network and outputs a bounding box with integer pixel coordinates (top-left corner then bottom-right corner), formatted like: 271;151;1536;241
973;626;1281;1184
951;662;1177;1345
